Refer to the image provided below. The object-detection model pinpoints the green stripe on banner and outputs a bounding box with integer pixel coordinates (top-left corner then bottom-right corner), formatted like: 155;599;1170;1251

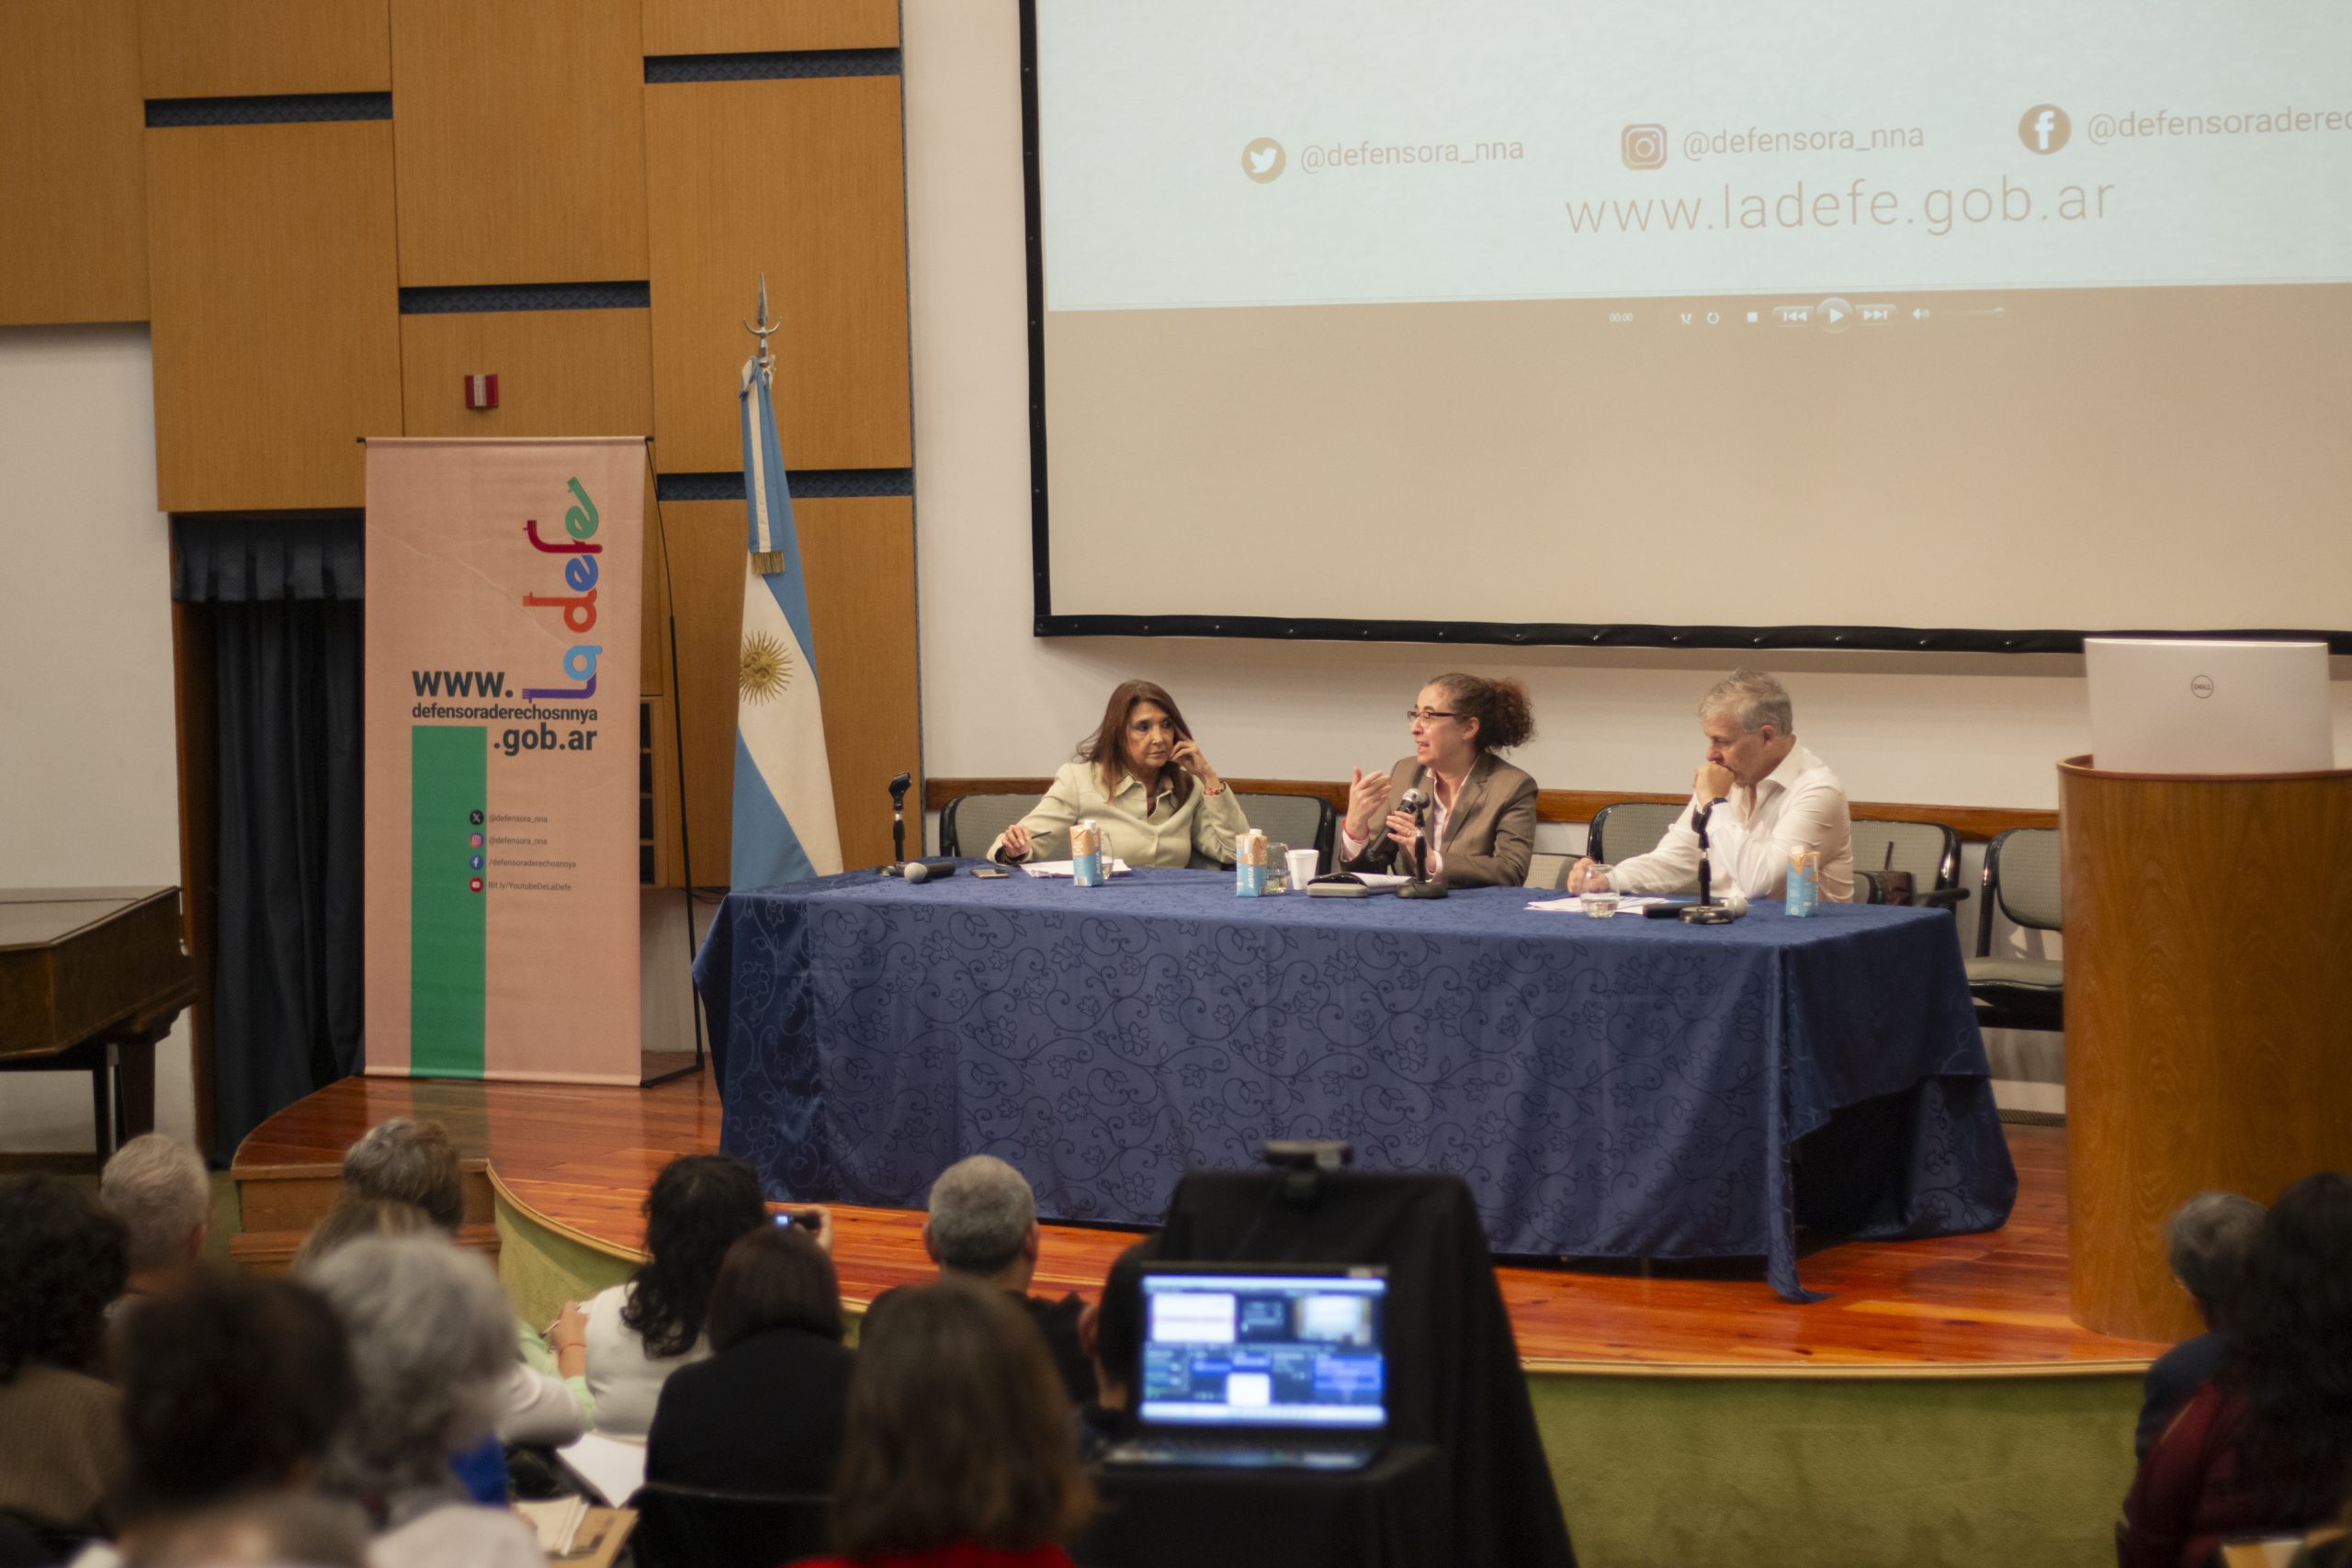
411;726;486;1077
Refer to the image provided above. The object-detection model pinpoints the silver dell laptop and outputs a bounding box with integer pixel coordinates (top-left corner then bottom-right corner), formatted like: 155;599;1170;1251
1102;1263;1389;1472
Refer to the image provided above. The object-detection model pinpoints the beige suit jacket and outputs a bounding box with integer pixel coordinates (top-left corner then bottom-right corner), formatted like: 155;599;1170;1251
1336;751;1538;889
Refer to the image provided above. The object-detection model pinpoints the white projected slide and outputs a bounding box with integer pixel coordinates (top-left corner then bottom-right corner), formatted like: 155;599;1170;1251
1029;0;2352;642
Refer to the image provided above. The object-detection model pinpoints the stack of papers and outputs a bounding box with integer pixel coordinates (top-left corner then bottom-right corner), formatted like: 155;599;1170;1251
1021;858;1133;878
555;1430;646;1507
1525;895;1669;914
515;1497;588;1557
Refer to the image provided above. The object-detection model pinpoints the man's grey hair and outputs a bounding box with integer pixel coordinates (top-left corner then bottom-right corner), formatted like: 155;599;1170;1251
2166;1191;2267;1316
1700;668;1795;736
340;1118;463;1233
306;1236;514;1502
924;1155;1036;1276
100;1134;210;1273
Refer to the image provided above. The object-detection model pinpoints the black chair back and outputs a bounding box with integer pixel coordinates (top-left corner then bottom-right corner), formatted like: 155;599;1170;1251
631;1483;831;1568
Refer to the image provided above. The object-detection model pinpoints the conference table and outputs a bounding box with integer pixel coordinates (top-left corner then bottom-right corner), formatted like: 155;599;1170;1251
695;865;2016;1300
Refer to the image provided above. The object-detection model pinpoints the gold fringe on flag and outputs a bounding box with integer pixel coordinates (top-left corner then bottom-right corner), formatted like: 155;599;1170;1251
749;550;786;577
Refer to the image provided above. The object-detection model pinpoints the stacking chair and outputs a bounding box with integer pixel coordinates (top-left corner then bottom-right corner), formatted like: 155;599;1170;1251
631;1483;831;1568
1523;852;1573;891
1585;800;1694;893
935;791;1038;859
1849;818;1968;908
1965;827;2064;1031
1232;790;1337;874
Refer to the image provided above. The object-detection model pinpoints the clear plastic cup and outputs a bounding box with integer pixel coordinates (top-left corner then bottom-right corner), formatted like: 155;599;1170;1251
1582;865;1619;917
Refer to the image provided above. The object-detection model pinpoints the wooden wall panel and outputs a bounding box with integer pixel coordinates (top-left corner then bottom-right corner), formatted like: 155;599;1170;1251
389;0;650;287
140;0;390;98
146;122;402;511
646;78;911;473
657;497;917;879
640;0;898;56
0;0;149;325
399;308;654;438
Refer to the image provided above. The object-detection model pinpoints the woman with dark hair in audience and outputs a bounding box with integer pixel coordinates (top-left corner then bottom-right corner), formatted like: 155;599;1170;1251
307;1236;544;1568
803;1277;1094;1568
647;1223;854;1495
2122;1171;2352;1567
1336;672;1539;888
0;1174;129;1544
570;1153;780;1438
65;1269;360;1568
987;680;1249;869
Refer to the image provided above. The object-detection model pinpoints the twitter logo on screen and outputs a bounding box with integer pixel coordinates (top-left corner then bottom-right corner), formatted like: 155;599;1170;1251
1241;137;1285;183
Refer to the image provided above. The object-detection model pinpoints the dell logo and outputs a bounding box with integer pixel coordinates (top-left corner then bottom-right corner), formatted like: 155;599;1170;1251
2189;675;2215;699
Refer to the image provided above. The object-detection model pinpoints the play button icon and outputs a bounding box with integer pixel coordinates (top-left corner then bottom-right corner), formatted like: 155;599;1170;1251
1817;297;1853;333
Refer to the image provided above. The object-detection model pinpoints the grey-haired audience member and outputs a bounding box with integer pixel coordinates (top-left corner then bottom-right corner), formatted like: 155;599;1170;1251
895;1156;1096;1405
2134;1190;2267;1456
99;1134;211;1306
304;1236;545;1568
340;1119;466;1234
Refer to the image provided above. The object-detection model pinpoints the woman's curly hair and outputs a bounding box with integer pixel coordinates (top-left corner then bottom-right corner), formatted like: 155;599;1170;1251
2222;1170;2352;1519
622;1155;770;1359
0;1174;129;1382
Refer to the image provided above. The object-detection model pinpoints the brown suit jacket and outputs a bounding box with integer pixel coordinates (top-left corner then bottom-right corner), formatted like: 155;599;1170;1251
1336;751;1538;889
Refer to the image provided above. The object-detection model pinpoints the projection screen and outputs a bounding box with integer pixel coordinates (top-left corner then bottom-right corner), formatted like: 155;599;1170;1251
1023;0;2352;651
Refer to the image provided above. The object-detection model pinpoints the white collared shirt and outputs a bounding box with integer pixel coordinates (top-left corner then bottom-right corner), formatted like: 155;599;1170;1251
1606;742;1855;902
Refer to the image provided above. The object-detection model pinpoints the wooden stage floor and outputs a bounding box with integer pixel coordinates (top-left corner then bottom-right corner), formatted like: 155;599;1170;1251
236;1071;2167;1375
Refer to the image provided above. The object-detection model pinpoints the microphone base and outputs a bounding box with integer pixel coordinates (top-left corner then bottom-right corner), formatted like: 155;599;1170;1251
1396;879;1450;899
880;863;905;877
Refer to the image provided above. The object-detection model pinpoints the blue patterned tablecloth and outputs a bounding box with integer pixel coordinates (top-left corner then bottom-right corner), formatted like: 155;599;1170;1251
694;866;2016;1299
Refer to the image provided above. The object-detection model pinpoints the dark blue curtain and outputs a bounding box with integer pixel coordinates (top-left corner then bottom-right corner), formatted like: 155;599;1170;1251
175;518;364;1160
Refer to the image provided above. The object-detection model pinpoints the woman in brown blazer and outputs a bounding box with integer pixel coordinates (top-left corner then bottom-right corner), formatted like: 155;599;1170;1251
1336;673;1539;888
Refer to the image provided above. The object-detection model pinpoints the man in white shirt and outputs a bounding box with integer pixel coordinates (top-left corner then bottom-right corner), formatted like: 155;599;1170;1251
1570;669;1854;903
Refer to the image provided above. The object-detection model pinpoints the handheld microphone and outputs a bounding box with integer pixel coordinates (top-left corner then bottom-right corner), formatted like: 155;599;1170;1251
884;771;915;872
1393;786;1448;899
902;858;957;885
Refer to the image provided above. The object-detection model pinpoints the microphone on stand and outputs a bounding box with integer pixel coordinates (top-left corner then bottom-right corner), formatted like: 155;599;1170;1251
1681;796;1740;923
882;771;914;874
1395;785;1448;900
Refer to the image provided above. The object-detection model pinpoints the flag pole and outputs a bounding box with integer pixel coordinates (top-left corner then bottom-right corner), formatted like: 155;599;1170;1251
742;274;785;577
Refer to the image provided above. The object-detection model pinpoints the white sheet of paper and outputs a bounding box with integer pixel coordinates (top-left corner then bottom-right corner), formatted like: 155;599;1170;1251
557;1430;647;1507
1020;858;1133;878
1525;895;1668;913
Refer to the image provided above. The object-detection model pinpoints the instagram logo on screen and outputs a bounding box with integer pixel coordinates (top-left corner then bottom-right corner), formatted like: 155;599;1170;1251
2018;105;2071;153
1621;124;1668;169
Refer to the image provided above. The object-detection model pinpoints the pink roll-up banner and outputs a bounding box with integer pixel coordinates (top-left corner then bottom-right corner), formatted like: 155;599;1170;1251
362;438;644;1083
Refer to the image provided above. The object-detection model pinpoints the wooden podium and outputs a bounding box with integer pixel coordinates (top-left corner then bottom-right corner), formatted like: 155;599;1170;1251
2060;755;2352;1340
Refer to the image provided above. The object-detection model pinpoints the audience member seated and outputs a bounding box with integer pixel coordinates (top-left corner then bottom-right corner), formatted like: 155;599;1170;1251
2121;1171;2352;1568
1336;673;1538;889
0;1175;129;1544
2137;1191;2266;1457
987;680;1248;869
339;1120;587;1449
1075;1240;1152;1456
647;1222;854;1495
571;1153;774;1438
800;1278;1094;1568
872;1155;1095;1405
107;1495;368;1568
68;1269;360;1568
96;1136;210;1313
341;1119;466;1233
307;1235;545;1568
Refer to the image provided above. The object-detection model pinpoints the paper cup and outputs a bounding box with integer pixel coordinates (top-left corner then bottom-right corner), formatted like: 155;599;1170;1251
1285;848;1319;889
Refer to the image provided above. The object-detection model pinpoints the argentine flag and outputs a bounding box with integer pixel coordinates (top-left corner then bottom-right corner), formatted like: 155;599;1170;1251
729;346;842;886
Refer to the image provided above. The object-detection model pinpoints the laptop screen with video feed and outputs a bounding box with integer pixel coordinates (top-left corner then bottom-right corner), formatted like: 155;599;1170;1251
1136;1269;1387;1428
